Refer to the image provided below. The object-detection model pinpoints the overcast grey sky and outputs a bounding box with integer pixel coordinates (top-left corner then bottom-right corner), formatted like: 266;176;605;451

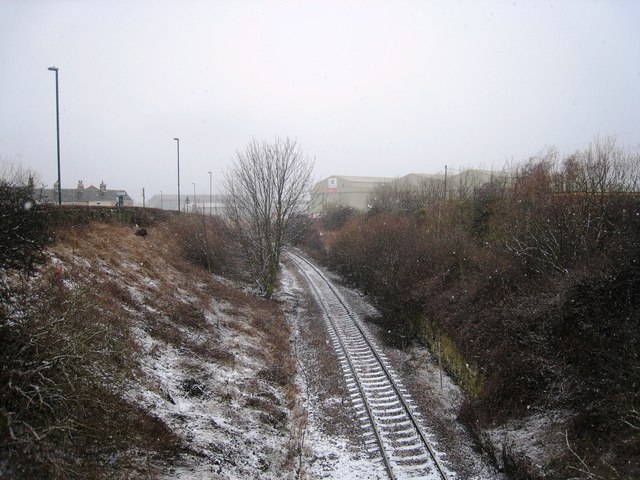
1;0;639;203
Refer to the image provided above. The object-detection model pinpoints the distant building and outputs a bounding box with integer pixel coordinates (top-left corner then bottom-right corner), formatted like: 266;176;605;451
310;170;499;215
40;180;133;206
146;193;226;216
310;176;394;214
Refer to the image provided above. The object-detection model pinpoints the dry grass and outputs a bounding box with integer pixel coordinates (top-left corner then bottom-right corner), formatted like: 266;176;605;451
0;264;181;479
2;212;299;478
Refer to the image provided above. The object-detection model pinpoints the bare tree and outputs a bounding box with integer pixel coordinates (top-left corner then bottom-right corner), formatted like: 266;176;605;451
223;137;314;298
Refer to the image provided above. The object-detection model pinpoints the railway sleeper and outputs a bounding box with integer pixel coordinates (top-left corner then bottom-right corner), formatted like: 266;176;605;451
363;383;394;391
361;382;392;390
368;400;402;409
358;373;386;381
375;412;409;423
357;367;385;374
377;406;405;415
393;451;431;463
354;362;381;371
369;394;397;403
364;388;395;397
349;346;374;353
374;405;405;415
353;358;379;366
391;443;425;454
358;373;387;381
391;434;420;445
387;423;414;434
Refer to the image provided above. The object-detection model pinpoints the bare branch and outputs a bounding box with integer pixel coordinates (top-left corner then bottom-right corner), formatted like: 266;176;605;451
223;137;314;298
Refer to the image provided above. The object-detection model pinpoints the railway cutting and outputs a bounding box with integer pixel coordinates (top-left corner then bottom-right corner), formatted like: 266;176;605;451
287;251;452;480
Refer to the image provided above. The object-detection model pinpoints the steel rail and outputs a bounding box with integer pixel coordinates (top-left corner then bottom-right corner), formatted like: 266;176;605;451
287;251;449;480
288;252;396;479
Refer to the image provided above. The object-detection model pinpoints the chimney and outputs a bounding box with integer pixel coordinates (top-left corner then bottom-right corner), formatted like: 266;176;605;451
77;180;84;191
100;181;107;192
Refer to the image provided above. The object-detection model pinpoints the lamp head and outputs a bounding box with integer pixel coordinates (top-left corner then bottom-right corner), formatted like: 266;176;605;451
48;66;58;71
173;137;179;141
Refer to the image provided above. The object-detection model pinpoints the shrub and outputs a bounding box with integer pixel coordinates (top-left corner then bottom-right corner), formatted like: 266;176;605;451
169;213;237;274
0;165;50;298
320;204;358;231
0;267;175;478
314;140;640;478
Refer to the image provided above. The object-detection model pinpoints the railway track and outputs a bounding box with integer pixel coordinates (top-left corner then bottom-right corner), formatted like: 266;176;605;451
287;251;450;480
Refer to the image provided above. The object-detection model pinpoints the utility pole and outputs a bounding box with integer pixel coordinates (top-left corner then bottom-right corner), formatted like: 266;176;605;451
173;138;181;212
208;171;212;216
444;165;448;201
48;66;61;205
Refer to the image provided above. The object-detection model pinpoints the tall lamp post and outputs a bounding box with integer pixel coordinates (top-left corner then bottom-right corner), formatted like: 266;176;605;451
208;171;212;216
48;66;61;205
173;138;180;212
192;182;196;214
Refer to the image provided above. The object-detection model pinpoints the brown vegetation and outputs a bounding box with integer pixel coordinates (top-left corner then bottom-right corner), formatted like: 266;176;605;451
1;197;297;478
303;140;640;479
0;234;181;478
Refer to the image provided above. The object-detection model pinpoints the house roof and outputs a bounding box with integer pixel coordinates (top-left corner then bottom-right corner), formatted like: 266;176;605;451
39;185;132;203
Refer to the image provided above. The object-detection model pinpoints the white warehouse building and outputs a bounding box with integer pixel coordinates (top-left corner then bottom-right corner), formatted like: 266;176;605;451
310;170;497;215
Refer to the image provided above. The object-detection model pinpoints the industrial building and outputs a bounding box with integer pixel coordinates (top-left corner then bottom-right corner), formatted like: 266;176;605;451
146;193;226;215
310;175;393;214
310;170;497;215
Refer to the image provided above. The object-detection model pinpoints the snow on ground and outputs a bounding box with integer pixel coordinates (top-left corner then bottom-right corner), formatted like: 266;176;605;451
49;227;299;479
486;410;574;475
279;255;504;480
48;224;520;479
131;334;291;479
277;262;388;480
124;278;297;480
301;255;577;479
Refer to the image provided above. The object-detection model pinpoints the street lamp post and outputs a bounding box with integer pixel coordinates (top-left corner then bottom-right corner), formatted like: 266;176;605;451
173;138;180;212
160;190;163;210
208;171;212;216
48;66;61;205
192;182;196;214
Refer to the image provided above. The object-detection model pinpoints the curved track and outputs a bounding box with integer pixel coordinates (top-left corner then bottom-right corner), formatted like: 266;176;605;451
287;251;450;480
